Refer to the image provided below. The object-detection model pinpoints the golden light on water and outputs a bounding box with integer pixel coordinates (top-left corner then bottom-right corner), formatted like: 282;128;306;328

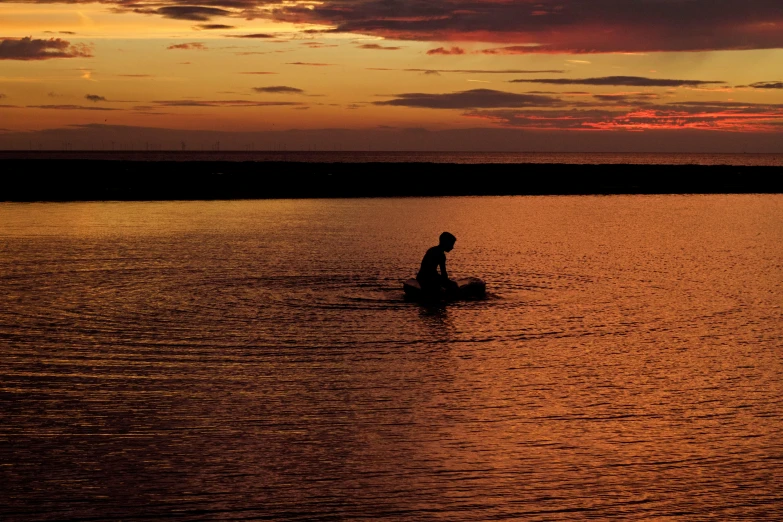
1;195;780;518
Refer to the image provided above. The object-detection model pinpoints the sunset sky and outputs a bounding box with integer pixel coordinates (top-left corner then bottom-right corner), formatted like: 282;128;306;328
2;0;783;151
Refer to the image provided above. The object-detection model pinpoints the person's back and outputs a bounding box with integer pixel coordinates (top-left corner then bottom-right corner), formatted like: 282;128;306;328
417;245;445;281
416;232;457;297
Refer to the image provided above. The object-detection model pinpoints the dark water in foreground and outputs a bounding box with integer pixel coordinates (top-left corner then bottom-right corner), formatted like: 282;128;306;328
1;196;782;520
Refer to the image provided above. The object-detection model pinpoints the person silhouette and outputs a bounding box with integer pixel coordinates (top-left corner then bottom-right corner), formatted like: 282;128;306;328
416;232;459;299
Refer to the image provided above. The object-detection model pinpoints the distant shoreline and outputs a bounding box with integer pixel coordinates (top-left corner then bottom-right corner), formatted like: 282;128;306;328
2;150;783;166
1;157;781;201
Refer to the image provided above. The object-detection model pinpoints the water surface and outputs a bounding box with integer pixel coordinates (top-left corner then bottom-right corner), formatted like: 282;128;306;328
1;195;781;520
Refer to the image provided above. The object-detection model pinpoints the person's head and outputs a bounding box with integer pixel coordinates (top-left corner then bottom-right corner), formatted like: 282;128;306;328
439;231;456;252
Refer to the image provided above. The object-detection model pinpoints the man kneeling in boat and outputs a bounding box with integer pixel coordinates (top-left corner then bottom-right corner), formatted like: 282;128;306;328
417;232;459;299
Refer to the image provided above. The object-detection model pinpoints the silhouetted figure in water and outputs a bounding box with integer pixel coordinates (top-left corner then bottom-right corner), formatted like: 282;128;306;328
417;232;459;300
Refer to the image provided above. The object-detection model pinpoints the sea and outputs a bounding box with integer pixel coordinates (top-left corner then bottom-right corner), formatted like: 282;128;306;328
1;189;782;518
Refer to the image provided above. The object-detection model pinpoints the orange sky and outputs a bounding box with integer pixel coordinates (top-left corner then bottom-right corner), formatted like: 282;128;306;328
1;1;782;151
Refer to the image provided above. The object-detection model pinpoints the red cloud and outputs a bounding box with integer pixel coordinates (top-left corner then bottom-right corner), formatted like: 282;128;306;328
0;37;92;60
466;102;783;132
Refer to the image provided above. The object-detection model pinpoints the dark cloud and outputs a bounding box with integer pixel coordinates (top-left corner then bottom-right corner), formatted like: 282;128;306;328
240;71;277;75
593;93;660;103
35;0;783;53
426;47;464;55
301;42;338;48
367;67;565;75
286;62;334;66
85;94;107;102
299;29;326;34
479;46;543;55
358;43;402;50
252;86;305;94
167;42;207;50
154;6;231;21
228;33;275;38
117;74;154;78
195;24;236;30
375;89;564;109
152;99;303;107
666;101;783;109
0;36;92;60
27;105;118;111
748;81;783;89
270;0;783;53
0;93;5;99
510;76;724;87
402;68;566;75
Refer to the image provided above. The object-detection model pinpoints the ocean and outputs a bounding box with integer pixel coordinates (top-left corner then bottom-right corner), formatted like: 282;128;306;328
1;195;782;520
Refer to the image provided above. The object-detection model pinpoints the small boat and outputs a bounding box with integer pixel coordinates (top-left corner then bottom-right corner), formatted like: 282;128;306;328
403;277;486;302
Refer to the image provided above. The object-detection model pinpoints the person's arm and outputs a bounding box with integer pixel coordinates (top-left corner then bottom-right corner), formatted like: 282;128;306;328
440;258;458;291
439;258;449;282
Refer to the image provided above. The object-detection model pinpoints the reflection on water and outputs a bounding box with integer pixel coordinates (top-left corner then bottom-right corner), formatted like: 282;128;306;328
1;196;782;520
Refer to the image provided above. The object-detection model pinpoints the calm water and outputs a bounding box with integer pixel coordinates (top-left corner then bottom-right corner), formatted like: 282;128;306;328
1;196;781;520
2;150;783;166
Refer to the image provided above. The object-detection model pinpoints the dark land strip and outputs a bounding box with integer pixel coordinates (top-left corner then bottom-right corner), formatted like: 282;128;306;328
1;159;781;201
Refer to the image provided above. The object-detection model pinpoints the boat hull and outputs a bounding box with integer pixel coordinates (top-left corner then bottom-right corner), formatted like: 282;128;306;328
403;277;486;302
